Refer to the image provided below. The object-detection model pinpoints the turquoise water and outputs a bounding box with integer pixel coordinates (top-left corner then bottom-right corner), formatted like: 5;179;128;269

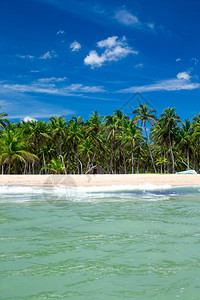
1;185;200;299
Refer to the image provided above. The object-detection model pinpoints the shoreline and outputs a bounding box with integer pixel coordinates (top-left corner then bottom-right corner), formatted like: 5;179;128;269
0;174;200;187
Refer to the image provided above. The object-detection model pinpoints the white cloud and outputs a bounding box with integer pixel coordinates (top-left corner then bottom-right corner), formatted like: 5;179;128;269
84;51;105;68
39;50;57;60
84;36;137;68
23;116;37;122
177;72;190;80
176;58;181;62
118;72;200;93
97;36;119;48
37;77;67;83
57;29;65;35
115;9;139;25
70;41;81;52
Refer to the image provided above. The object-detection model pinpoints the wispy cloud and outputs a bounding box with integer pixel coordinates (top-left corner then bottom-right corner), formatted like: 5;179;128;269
147;23;155;30
70;41;81;52
36;77;67;83
114;8;139;26
134;63;144;69
176;58;181;62
191;57;199;65
84;36;138;68
118;72;200;93
17;55;34;59
39;50;57;60
114;7;158;32
56;29;65;35
0;81;105;96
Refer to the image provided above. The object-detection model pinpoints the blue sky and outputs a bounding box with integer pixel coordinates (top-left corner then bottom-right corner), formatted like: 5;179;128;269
0;0;200;121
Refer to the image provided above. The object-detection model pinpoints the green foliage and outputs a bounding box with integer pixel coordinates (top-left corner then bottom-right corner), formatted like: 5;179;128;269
0;105;199;174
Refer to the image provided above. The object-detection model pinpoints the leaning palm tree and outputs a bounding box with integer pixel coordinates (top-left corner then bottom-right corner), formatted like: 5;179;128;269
0;106;9;129
0;129;38;174
132;103;157;173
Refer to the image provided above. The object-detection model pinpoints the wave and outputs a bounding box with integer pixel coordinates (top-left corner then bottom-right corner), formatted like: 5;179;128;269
0;184;200;196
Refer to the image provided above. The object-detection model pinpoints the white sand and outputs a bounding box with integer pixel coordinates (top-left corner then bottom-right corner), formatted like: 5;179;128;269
0;174;200;187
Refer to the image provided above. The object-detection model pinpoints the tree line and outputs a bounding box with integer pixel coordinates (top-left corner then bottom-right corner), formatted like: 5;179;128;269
0;103;199;174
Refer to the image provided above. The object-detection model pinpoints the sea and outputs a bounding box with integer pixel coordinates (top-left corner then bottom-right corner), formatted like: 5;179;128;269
1;184;200;299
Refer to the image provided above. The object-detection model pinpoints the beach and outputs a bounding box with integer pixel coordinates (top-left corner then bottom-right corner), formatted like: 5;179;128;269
0;174;200;187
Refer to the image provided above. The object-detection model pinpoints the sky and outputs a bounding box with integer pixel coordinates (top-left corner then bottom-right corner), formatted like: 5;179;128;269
0;0;200;122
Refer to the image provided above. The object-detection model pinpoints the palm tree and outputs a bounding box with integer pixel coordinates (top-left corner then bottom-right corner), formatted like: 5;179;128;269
22;120;51;173
0;106;9;129
67;116;84;174
132;103;157;173
122;120;143;173
178;119;194;169
78;137;95;172
0;128;38;174
49;116;68;174
104;110;128;173
86;111;103;167
160;107;180;173
41;156;65;174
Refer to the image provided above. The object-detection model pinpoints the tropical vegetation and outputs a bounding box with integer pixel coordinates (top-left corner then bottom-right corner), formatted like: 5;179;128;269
0;104;199;174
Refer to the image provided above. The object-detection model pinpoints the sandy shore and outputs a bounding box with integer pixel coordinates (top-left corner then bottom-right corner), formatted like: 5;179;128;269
0;174;200;187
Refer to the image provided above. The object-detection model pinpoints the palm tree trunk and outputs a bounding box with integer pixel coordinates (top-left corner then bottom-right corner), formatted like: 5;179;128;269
59;138;66;175
110;142;114;174
137;151;140;173
144;126;157;173
169;131;175;173
8;159;11;174
123;149;126;174
187;149;190;169
41;143;47;174
131;143;135;174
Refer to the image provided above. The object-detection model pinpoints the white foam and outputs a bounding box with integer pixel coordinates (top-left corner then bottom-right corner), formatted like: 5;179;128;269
0;183;172;195
0;185;44;194
75;184;172;193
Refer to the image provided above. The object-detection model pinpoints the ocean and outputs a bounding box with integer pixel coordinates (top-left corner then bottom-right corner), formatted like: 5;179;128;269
1;184;200;299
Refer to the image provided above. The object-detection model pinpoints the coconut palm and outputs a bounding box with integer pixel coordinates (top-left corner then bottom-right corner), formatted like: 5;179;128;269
86;111;103;166
178;119;194;169
104;110;128;173
22;120;51;173
160;107;180;173
49;116;68;174
41;156;65;174
132;103;157;173
0;106;9;129
0;128;38;174
122;120;143;173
